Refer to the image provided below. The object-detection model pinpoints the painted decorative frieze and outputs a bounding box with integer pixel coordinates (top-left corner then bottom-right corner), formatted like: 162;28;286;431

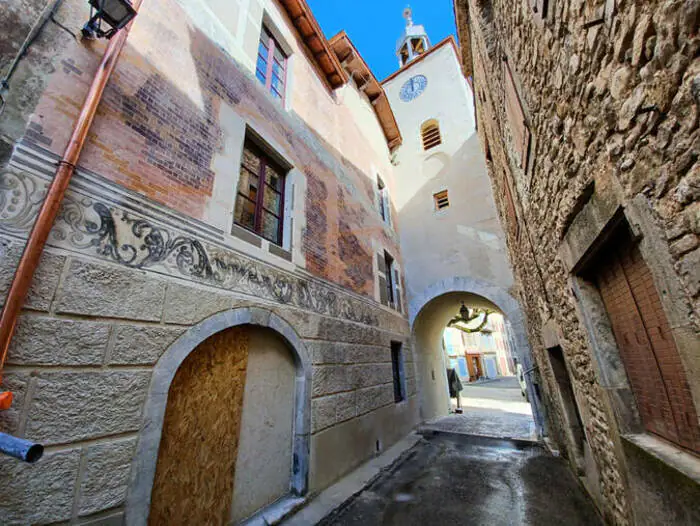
0;167;380;327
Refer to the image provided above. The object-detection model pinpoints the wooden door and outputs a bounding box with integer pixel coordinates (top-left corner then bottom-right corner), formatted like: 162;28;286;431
149;327;250;525
594;231;700;454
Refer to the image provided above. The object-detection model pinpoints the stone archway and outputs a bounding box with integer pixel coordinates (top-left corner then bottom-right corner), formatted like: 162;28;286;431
125;307;311;526
410;276;544;433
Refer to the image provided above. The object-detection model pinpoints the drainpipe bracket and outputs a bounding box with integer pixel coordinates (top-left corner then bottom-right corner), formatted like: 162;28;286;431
0;391;13;411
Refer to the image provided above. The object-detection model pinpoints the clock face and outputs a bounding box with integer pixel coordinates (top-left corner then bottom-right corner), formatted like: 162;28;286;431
399;75;428;102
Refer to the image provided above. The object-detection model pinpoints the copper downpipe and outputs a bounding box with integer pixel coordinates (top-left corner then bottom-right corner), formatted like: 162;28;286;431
0;1;143;410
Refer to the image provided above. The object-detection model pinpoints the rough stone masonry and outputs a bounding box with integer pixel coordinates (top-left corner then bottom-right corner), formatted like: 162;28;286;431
454;0;700;524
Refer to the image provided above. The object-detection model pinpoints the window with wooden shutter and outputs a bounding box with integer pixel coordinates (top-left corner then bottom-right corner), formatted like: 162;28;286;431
503;60;531;170
377;251;400;310
433;190;450;210
421;120;442;150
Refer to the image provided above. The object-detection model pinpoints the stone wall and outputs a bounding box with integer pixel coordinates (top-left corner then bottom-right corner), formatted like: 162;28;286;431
0;231;417;523
455;0;700;524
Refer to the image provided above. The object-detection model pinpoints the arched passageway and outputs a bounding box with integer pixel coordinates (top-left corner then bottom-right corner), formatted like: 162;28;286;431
126;308;311;526
410;278;545;436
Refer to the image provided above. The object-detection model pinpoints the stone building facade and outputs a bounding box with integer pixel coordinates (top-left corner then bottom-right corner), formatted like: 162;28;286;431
454;0;700;524
0;0;419;523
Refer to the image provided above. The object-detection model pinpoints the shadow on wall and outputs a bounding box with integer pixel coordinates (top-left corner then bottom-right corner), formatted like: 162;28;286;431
396;133;513;304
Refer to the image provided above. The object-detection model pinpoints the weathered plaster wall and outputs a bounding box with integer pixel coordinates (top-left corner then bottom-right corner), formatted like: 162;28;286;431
456;0;700;523
0;0;402;299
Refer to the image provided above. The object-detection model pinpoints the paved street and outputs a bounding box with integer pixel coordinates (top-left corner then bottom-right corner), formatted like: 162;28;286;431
421;376;537;441
321;433;602;526
316;377;601;526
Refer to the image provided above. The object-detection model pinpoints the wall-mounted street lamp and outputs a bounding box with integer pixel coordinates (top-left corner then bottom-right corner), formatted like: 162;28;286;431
82;0;137;39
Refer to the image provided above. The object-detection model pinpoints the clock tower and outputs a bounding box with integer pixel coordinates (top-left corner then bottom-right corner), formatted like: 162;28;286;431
381;10;514;356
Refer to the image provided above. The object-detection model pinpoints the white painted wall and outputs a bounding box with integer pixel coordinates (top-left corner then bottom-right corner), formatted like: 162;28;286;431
384;42;515;318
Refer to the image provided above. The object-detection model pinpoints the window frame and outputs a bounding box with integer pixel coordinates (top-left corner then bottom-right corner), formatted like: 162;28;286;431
234;140;287;246
421;120;442;151
391;342;407;403
384;251;396;305
256;26;288;104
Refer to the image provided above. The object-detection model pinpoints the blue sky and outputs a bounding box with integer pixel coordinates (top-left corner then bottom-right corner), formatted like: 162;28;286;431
306;0;457;81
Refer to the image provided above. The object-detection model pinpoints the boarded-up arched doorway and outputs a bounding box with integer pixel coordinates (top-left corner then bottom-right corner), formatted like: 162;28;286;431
127;308;311;526
149;326;250;524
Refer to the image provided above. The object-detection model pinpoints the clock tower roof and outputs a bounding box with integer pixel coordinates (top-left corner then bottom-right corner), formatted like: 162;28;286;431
396;7;430;67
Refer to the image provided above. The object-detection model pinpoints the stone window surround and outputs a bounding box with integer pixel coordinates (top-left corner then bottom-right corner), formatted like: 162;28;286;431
125;307;312;526
227;122;305;270
559;179;700;476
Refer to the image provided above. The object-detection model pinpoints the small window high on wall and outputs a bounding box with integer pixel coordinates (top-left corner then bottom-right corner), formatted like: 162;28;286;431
256;26;287;102
421;120;442;150
434;190;449;210
377;175;389;223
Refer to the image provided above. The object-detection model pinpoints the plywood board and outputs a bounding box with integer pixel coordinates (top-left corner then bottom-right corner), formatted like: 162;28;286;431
149;327;250;525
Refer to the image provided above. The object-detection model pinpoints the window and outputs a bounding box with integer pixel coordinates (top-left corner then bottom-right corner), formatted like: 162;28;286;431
421;120;442;150
391;342;406;403
377;175;389;223
234;139;286;246
378;250;401;311
384;251;395;305
434;190;449;210
256;26;287;102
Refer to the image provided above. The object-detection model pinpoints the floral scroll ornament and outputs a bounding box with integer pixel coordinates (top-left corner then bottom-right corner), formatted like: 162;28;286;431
0;171;48;235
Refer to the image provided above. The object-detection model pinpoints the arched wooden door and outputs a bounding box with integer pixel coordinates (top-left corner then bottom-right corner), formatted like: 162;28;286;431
149;327;250;525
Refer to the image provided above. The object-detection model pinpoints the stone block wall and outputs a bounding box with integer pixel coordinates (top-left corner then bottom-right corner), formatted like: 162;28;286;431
455;0;699;524
0;232;416;524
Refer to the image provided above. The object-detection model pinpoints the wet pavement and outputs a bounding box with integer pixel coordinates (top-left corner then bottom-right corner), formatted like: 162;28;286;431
420;376;537;441
320;433;602;526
